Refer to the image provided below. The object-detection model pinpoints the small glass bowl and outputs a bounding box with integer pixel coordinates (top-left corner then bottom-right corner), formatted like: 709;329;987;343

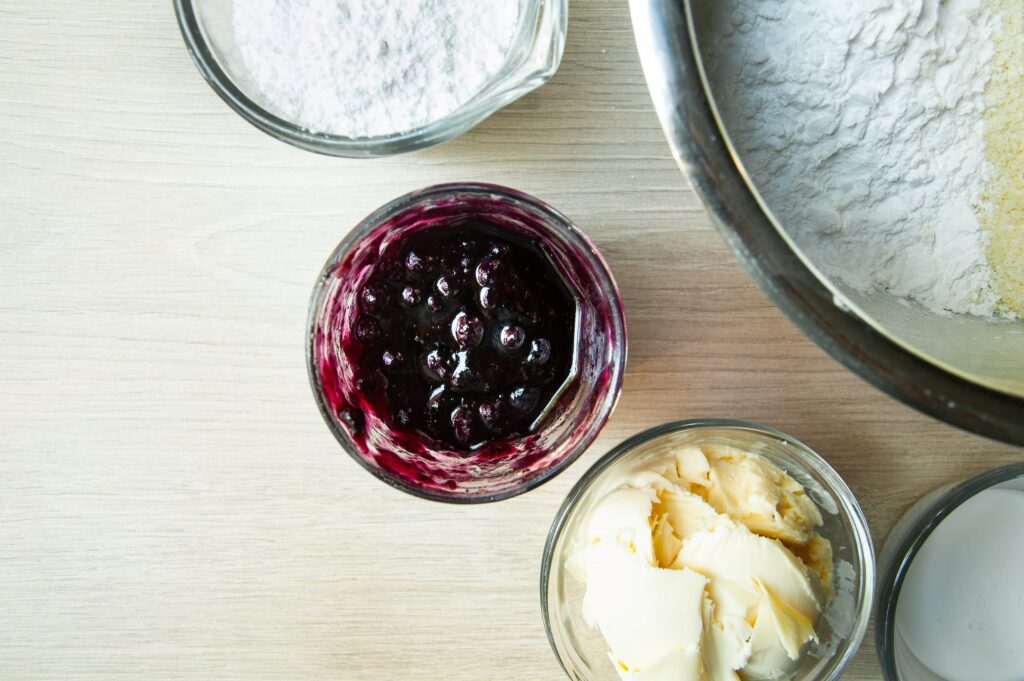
174;0;567;157
541;419;875;681
875;462;1024;681
306;183;627;503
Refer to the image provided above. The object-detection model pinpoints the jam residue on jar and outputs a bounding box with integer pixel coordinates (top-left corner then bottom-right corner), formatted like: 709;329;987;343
341;219;576;451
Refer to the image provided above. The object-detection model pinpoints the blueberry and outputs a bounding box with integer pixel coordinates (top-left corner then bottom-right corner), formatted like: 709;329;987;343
479;286;496;311
451;311;484;348
509;386;541;412
426;295;444;313
526;338;552;366
382;350;403;368
405;250;434;274
355;319;380;344
425;349;452;381
360;285;386;312
426;386;447;413
450;406;474;444
475;255;505;287
450;363;487;393
435;275;460;298
450;364;471;389
499;325;526;350
401;286;422;306
458;255;474;272
478;400;503;431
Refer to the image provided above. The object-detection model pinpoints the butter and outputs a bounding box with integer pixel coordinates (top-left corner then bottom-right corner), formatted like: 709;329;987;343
569;445;832;681
674;445;824;547
581;542;708;676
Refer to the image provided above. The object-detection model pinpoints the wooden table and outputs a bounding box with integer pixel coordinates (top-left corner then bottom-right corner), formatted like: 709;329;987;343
2;2;1020;679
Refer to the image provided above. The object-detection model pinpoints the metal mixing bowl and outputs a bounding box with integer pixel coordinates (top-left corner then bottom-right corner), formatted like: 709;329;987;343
628;0;1024;445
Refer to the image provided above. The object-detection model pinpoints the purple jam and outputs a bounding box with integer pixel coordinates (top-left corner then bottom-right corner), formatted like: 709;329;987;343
342;220;576;451
310;184;626;501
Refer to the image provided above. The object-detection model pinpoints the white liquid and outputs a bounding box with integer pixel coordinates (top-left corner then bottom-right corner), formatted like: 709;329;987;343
896;487;1024;681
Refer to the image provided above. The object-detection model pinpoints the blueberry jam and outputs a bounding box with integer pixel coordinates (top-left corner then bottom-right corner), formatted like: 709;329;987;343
310;185;627;501
344;220;576;451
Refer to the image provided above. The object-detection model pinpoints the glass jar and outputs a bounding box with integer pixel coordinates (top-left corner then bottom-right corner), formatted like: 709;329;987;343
306;183;627;502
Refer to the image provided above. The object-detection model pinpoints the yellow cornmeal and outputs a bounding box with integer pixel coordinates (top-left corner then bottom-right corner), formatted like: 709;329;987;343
981;0;1024;317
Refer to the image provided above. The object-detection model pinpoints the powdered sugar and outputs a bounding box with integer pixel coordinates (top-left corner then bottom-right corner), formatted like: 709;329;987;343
699;0;999;316
232;0;519;138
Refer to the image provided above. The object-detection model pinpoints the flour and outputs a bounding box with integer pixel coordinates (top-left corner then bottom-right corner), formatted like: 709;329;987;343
232;0;520;138
698;0;999;316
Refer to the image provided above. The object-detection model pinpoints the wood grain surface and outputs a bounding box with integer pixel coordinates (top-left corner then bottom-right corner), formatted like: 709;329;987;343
1;2;1020;680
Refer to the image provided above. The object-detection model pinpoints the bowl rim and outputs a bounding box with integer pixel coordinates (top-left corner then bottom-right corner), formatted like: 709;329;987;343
628;0;1024;446
540;418;876;681
305;182;628;504
173;0;567;158
874;461;1024;680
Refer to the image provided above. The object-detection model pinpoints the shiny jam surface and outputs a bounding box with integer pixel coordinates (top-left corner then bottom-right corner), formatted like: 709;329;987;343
338;219;576;452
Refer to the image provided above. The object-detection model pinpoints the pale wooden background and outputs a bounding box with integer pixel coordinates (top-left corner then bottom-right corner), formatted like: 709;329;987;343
1;2;1021;680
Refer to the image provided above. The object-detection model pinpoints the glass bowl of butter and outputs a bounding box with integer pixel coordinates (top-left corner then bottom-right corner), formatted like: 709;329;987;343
541;419;874;681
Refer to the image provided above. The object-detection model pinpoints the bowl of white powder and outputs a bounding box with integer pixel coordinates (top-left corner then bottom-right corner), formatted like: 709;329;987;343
630;0;1024;444
175;0;566;156
876;462;1024;681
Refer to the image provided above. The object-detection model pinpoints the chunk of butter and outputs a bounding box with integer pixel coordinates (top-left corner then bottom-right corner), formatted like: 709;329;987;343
569;445;832;681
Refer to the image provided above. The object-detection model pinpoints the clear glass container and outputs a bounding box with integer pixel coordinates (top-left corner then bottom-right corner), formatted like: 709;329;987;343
306;183;627;503
174;0;567;157
541;419;875;681
875;462;1024;681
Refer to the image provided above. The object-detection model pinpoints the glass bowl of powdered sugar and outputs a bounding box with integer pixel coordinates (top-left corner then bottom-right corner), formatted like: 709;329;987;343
175;0;566;157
